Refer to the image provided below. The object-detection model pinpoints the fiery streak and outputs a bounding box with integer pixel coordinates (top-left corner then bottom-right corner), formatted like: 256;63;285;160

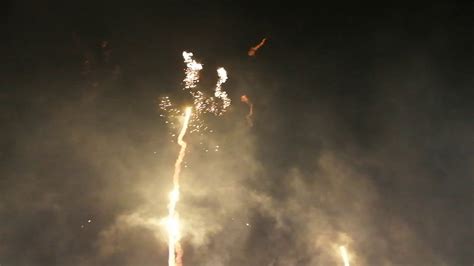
248;37;267;56
167;107;192;266
240;95;253;127
339;245;350;266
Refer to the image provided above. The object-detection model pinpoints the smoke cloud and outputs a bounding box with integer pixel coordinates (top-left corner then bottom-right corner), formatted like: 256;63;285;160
1;2;472;266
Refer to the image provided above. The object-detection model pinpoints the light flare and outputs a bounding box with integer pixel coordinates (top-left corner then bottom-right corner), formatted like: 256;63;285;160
166;107;192;266
339;245;351;266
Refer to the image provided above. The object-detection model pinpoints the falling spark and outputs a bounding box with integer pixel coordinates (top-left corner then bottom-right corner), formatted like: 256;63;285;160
167;107;192;266
240;95;254;127
248;37;267;56
339;245;350;266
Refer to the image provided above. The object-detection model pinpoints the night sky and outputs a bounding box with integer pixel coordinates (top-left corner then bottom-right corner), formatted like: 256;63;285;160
1;2;473;265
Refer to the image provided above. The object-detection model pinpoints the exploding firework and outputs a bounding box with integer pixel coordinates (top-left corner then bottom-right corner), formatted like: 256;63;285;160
339;245;351;266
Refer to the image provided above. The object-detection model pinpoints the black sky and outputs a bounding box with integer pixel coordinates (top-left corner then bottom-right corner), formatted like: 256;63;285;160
1;1;473;265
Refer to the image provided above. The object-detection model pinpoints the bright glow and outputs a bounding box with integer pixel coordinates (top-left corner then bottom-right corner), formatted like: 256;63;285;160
166;213;180;242
339;245;350;266
169;188;180;203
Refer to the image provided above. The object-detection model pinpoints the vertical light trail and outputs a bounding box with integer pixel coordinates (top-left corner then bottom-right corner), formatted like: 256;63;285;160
167;107;192;266
339;245;350;266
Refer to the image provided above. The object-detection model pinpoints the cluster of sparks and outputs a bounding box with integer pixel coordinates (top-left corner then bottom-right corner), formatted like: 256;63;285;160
159;51;231;134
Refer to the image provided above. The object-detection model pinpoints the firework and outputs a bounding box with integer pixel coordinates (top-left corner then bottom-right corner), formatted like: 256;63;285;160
167;107;192;266
160;52;232;266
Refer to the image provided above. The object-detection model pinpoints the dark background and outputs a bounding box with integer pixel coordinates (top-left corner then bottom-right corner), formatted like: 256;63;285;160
1;1;473;265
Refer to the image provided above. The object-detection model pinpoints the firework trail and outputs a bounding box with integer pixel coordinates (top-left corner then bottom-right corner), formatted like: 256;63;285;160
339;245;350;266
167;107;192;266
248;37;267;56
240;95;253;127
